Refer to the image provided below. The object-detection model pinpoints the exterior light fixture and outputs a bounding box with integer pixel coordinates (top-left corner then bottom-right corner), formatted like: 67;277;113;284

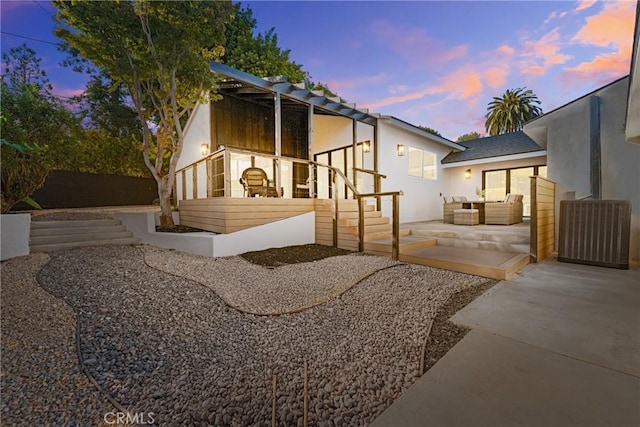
464;169;472;179
396;144;405;156
200;143;209;155
362;140;371;153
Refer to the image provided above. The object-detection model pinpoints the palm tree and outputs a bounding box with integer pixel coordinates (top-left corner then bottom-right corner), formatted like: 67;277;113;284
485;87;542;136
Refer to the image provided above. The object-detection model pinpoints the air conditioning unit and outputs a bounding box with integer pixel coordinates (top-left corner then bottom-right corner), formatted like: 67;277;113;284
558;200;631;269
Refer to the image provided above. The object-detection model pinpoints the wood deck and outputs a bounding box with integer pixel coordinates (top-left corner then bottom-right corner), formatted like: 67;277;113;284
179;197;314;234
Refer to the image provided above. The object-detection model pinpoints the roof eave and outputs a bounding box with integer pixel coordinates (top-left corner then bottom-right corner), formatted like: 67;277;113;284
441;150;547;168
379;115;466;150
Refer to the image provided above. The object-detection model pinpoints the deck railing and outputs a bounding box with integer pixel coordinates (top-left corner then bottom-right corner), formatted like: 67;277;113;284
175;147;402;259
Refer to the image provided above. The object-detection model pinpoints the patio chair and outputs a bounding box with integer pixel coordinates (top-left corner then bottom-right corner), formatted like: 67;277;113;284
484;194;524;225
443;196;468;223
240;167;268;197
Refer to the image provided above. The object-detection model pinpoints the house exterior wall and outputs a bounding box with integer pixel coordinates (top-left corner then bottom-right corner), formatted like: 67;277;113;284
177;102;210;171
313;115;375;154
524;77;640;260
443;155;547;202
377;124;451;223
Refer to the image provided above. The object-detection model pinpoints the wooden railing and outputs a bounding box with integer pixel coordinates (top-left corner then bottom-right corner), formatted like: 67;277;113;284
176;147;403;259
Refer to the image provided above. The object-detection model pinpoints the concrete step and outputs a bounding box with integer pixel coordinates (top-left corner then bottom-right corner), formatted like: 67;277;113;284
30;219;122;229
406;224;530;254
30;224;127;236
435;238;530;254
29;219;139;252
409;228;530;245
30;237;140;253
30;231;135;245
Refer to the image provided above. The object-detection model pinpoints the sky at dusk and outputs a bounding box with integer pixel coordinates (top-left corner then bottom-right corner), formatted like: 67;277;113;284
1;0;637;140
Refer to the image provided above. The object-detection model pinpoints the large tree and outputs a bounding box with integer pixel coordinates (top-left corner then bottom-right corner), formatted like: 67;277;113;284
224;4;307;83
485;87;542;136
53;0;232;226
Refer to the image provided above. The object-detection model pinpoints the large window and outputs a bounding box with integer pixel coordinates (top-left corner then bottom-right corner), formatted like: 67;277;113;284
408;147;437;180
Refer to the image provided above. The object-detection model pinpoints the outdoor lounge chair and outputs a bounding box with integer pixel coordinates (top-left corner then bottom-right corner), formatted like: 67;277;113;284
443;196;467;223
484;193;524;225
240;167;268;197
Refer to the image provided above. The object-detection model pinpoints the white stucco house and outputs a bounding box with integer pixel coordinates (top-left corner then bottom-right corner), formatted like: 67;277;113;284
174;23;639;261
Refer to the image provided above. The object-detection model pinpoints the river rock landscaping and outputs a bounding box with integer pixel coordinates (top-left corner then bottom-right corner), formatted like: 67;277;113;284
2;243;494;426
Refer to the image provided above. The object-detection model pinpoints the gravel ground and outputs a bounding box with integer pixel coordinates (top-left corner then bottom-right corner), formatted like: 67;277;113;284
1;253;115;426
25;245;492;426
143;246;400;315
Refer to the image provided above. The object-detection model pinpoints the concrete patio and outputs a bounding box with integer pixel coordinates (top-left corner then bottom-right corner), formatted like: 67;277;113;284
370;257;640;427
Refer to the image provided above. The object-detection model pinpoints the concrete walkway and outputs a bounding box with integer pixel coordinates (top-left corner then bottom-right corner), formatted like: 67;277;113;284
370;258;640;427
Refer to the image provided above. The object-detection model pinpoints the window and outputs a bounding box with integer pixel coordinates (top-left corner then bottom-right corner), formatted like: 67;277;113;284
408;146;437;180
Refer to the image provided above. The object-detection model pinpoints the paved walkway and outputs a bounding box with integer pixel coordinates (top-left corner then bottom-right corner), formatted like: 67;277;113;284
370;258;640;427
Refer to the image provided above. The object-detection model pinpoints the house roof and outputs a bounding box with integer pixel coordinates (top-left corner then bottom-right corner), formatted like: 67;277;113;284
441;131;544;164
210;62;378;126
377;115;466;150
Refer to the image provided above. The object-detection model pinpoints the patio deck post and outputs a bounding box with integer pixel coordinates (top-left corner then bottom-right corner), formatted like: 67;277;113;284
352;119;358;198
332;169;338;248
274;92;282;196
223;149;231;197
308;104;315;198
392;193;400;260
374;123;381;211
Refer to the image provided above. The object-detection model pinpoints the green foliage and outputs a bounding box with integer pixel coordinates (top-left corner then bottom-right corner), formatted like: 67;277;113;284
418;126;442;137
457;131;482;142
485;87;542;136
1;134;48;213
53;0;232;225
307;82;342;99
1;45;79;212
69;73;149;177
224;4;307;83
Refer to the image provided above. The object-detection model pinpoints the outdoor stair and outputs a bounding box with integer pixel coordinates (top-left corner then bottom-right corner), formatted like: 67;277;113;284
336;205;530;279
30;219;139;252
405;224;530;254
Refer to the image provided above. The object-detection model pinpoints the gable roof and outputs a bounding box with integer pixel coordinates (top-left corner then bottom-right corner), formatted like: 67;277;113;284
441;131;544;164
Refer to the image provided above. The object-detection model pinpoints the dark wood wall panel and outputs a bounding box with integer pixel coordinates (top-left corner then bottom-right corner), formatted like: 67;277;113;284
211;95;308;159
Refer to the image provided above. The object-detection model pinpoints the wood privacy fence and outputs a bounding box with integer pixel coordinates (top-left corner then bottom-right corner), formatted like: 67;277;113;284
12;170;157;210
530;176;555;263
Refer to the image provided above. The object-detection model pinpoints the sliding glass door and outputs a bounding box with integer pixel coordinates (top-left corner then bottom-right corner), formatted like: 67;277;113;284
483;165;546;217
